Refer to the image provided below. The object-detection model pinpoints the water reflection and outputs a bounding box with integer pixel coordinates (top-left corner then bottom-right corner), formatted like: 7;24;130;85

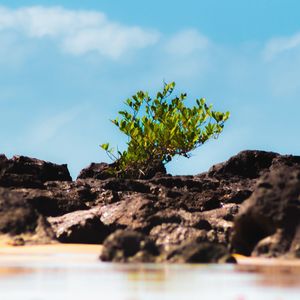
0;251;300;300
236;262;300;288
0;266;32;277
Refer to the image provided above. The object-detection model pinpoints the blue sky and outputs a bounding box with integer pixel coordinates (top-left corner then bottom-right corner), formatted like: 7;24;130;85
1;1;300;178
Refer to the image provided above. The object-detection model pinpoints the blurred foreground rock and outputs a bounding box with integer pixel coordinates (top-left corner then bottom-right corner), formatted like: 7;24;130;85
0;150;299;262
231;156;300;258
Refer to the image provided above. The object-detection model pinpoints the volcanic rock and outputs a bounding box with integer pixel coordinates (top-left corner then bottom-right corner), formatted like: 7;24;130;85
166;240;236;263
100;229;159;263
231;162;300;258
78;159;167;180
1;150;300;263
48;208;111;243
208;150;279;179
0;155;71;188
77;162;114;180
0;187;55;244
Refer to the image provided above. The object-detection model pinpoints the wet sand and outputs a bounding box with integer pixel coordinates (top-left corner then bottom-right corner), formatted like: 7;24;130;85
1;244;299;266
0;244;102;255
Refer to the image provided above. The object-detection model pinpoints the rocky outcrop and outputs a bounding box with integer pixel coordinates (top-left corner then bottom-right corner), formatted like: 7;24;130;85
77;163;115;180
0;155;72;244
48;208;112;244
99;229;235;263
231;158;300;258
100;230;159;263
0;187;55;245
0;154;71;188
208;150;278;179
1;150;299;262
166;240;236;263
78;159;167;180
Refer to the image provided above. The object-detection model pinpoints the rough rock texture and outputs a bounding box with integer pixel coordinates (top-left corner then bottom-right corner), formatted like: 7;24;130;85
0;155;72;244
100;230;159;263
48;207;112;244
231;158;300;258
0;187;55;245
78;159;167;180
0;155;71;188
77;163;115;180
1;150;299;262
100;229;235;263
166;240;236;263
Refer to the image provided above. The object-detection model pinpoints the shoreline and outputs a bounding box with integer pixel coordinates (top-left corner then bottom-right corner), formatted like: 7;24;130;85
1;244;300;267
0;243;102;255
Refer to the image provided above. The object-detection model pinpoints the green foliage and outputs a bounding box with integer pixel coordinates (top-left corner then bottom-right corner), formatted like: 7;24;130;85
101;82;229;176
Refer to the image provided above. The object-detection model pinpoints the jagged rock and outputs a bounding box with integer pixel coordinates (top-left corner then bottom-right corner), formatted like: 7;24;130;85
0;155;71;188
0;150;262;255
166;241;236;263
289;225;300;258
133;159;167;179
100;230;235;263
0;182;90;219
100;230;159;262
0;187;55;244
1;149;300;263
100;178;152;193
48;208;111;243
78;159;166;180
99;197;157;232
231;163;300;258
77;162;114;180
208;150;278;179
149;224;207;252
28;181;90;216
0;188;39;234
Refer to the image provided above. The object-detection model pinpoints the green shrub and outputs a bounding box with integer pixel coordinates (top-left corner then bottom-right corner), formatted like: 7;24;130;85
101;82;229;177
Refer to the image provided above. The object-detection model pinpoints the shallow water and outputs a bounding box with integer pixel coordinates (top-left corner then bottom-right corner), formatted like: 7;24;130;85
0;249;300;300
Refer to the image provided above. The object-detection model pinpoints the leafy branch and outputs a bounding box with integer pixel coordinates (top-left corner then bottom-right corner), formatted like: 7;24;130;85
101;82;230;177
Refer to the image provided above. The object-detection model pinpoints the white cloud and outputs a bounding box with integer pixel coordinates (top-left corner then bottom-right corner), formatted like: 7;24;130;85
28;106;84;145
164;29;210;56
262;32;300;61
62;26;158;58
0;6;160;59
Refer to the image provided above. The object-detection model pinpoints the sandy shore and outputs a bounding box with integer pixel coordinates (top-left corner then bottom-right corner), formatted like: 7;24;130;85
0;244;299;267
0;244;102;255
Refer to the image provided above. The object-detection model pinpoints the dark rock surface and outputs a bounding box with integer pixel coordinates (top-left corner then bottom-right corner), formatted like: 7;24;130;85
166;240;236;263
78;159;167;180
100;230;159;263
0;187;55;244
0;154;71;188
208;150;278;179
77;162;115;180
48;208;112;244
1;150;299;262
231;161;300;258
100;229;235;263
0;156;74;244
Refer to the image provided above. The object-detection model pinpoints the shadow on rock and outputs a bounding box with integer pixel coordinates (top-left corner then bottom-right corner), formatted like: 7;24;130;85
100;230;159;263
231;163;300;258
